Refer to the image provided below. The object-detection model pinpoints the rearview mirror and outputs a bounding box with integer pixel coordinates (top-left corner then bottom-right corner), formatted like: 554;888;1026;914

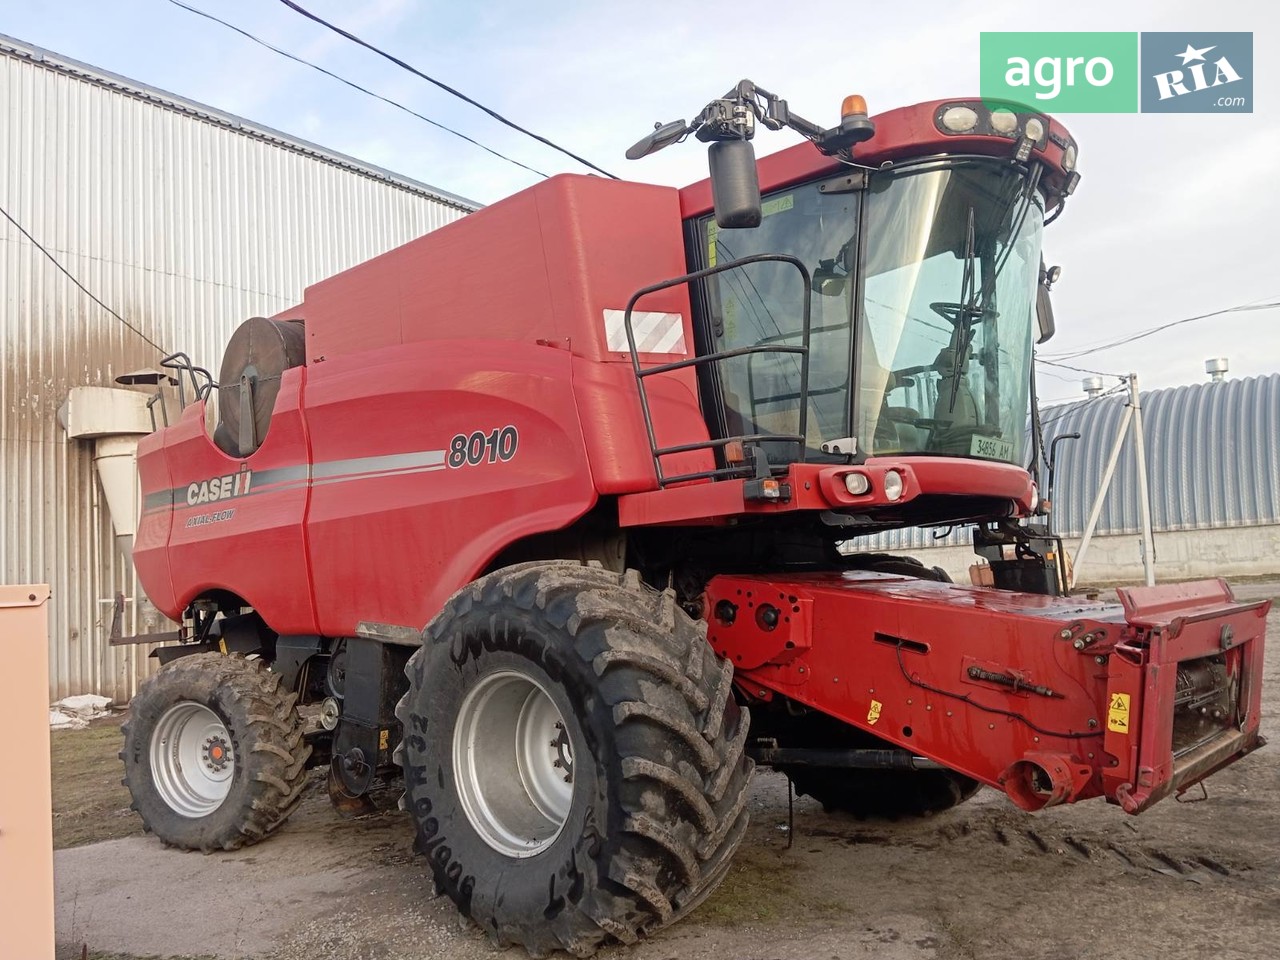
1035;282;1055;344
810;258;848;296
625;119;690;160
708;140;761;228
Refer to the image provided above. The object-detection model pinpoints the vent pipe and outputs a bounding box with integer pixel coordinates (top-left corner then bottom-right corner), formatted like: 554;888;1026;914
1205;357;1229;382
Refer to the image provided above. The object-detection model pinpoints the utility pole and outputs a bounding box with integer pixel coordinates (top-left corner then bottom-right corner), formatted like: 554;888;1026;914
1130;374;1156;586
1071;373;1156;587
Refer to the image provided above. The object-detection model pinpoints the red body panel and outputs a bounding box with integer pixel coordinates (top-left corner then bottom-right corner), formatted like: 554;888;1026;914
283;174;715;491
301;341;596;636
617;457;1036;527
708;573;1267;810
133;430;176;614
136;341;600;632
152;371;317;633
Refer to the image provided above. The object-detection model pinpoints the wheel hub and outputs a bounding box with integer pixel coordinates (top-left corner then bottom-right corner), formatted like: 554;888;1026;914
453;671;575;858
150;701;235;818
203;735;232;771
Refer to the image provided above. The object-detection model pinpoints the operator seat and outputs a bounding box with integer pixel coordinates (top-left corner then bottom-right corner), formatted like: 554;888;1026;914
928;346;979;453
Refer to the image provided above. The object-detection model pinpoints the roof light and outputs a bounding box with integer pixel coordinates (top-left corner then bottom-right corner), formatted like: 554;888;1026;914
1024;117;1045;143
830;95;875;149
1062;143;1077;171
841;94;868;119
989;108;1019;136
940;105;979;133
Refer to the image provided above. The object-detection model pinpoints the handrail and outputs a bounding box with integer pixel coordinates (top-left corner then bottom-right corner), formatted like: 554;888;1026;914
623;253;813;486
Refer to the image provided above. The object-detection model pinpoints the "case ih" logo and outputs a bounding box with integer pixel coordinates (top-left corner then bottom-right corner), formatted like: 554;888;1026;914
186;467;253;506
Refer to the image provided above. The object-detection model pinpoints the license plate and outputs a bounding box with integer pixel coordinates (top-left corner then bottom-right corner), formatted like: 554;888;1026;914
969;434;1014;461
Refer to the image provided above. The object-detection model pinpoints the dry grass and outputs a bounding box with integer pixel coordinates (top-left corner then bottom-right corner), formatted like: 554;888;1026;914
50;715;143;849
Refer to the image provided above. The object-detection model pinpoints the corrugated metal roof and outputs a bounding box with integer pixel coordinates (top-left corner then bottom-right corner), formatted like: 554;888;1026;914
0;32;480;213
1039;373;1280;537
854;373;1280;551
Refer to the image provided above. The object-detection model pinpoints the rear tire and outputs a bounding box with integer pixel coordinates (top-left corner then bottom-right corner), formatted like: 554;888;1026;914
121;653;311;851
396;562;753;956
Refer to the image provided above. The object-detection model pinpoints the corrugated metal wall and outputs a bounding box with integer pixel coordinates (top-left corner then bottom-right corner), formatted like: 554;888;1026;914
1;38;475;701
853;373;1280;553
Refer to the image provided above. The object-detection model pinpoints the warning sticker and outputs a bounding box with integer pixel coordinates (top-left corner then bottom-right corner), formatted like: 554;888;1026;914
1107;692;1131;733
761;194;795;218
867;699;883;725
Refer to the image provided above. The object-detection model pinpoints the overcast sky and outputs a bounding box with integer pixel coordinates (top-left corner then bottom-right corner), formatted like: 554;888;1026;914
4;0;1276;395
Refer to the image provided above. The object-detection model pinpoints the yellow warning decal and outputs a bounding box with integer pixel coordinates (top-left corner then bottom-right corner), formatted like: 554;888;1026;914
218;638;228;655
378;728;390;751
707;221;719;267
1107;692;1131;733
867;699;883;725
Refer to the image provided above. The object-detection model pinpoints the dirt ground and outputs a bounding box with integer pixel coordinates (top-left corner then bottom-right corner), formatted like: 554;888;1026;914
53;584;1280;960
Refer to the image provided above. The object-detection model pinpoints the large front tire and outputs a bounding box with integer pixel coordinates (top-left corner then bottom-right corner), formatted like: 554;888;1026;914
121;653;311;851
396;562;753;956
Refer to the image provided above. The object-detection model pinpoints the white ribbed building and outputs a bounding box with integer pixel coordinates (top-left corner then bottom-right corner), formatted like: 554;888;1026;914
0;34;476;700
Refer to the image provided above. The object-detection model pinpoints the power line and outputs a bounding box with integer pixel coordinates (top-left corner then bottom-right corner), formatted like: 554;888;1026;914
1043;300;1280;361
1035;367;1083;385
1038;385;1125;429
166;0;550;179
0;201;166;354
1035;356;1126;378
275;0;618;179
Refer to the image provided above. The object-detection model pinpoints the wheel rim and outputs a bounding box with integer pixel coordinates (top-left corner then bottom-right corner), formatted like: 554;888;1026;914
150;701;235;818
453;670;575;857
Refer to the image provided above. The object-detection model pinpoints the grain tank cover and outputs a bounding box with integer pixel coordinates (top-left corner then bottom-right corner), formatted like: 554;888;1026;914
215;317;306;457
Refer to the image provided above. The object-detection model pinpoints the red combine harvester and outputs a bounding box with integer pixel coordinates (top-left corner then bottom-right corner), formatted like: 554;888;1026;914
123;82;1267;955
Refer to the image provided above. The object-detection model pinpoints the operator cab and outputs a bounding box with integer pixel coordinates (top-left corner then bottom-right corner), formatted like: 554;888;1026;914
687;155;1043;471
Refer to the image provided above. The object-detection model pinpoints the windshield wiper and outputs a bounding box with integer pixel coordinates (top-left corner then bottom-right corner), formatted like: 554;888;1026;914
947;205;979;412
945;164;1044;413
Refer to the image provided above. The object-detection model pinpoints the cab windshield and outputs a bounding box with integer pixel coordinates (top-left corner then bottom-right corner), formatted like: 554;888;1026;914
695;157;1043;466
859;160;1041;463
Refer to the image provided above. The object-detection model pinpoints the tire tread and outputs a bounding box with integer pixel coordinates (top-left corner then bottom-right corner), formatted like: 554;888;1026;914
395;560;754;955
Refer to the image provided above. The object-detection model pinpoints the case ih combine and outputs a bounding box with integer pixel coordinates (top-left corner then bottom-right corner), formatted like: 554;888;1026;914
123;82;1267;955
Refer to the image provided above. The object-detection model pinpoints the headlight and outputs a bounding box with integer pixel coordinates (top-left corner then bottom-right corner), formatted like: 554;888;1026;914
1029;483;1040;513
844;472;871;496
883;470;905;502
